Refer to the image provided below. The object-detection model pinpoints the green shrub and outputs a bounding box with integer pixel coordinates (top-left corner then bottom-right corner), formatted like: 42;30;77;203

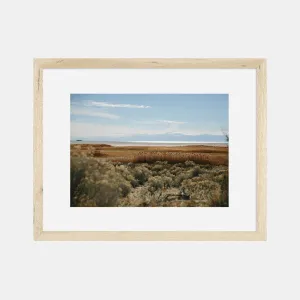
132;165;151;185
148;176;164;192
70;159;85;207
118;181;132;197
169;166;183;176
162;176;173;188
70;157;132;207
181;178;221;203
86;179;119;207
71;157;228;207
174;173;188;187
185;160;195;167
191;166;202;177
152;164;164;172
130;178;139;188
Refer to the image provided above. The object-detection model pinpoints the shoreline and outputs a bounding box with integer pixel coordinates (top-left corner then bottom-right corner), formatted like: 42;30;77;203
71;141;228;147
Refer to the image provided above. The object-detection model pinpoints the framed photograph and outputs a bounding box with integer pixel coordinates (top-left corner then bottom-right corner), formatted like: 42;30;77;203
34;58;267;241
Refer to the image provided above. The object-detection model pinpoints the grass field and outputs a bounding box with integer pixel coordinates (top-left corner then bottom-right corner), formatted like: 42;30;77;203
71;144;228;164
70;143;229;207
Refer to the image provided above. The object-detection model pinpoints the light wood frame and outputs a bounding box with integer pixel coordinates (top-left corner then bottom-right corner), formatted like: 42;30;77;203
34;58;267;241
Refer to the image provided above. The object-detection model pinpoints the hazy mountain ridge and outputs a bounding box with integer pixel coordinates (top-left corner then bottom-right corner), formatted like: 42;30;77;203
72;133;226;142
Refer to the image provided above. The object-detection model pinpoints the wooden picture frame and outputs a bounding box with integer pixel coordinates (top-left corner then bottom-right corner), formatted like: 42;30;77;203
34;58;267;241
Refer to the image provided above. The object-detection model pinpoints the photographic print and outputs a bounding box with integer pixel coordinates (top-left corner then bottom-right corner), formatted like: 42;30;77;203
34;58;266;241
70;94;229;207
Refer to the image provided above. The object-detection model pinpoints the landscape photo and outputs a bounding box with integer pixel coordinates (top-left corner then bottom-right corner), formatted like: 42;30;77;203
71;94;229;207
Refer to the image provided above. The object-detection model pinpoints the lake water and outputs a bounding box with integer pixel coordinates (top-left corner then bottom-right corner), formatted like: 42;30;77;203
71;141;228;147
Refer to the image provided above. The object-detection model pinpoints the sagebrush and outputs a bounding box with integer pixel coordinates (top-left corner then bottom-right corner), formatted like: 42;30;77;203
71;157;228;207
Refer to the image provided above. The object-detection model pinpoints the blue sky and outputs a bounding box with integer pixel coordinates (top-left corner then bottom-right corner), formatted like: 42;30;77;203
71;94;228;140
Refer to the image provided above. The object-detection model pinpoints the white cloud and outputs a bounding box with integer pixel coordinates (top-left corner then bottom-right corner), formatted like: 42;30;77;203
71;122;223;138
134;120;187;125
71;108;119;120
174;129;222;136
158;120;187;124
88;101;151;109
71;123;166;137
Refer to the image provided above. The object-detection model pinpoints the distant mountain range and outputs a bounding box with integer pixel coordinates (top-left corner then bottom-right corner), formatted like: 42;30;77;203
72;133;227;143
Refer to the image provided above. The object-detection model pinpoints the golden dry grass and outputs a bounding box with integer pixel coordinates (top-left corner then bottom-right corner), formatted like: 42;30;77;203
111;151;226;165
71;143;228;165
